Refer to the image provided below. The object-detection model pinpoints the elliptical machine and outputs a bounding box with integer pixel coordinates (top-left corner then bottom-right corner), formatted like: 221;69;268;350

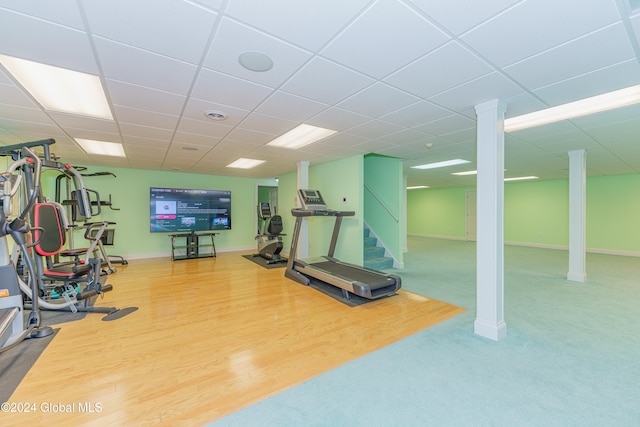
253;202;286;265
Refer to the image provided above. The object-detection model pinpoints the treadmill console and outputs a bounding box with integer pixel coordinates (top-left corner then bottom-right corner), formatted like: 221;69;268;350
298;189;328;211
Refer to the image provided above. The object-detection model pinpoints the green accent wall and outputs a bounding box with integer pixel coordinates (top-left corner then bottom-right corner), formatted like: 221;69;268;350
309;156;364;265
407;186;471;239
407;173;640;254
587;174;640;252
278;155;364;266
504;179;569;246
364;154;403;264
41;166;264;258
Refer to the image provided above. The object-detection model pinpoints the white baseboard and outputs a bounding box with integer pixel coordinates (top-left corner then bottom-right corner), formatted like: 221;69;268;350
409;234;640;258
120;245;255;261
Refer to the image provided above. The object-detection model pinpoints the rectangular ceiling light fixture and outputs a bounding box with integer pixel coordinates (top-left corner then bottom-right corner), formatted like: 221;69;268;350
504;84;640;132
451;170;478;176
226;158;266;169
407;185;430;190
0;54;113;120
504;176;538;182
76;139;126;157
411;159;470;170
267;124;337;149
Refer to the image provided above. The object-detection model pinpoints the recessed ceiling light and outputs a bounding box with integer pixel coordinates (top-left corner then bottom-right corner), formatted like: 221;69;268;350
407;186;430;190
267;124;337;149
226;158;265;169
238;52;274;72
451;170;478;176
204;110;227;121
411;159;471;170
0;54;113;120
75;139;125;157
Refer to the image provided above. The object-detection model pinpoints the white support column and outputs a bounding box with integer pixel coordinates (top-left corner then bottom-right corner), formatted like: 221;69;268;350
297;160;309;259
474;99;507;341
567;150;587;282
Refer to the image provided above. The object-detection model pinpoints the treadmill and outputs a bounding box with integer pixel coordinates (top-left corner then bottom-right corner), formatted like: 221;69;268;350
285;189;401;300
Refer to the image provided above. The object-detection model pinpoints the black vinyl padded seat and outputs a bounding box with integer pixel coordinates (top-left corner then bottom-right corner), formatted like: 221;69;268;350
33;203;93;280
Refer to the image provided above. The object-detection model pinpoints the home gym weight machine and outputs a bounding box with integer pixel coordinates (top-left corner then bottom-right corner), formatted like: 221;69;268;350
54;169;127;270
2;139;136;321
253;202;287;265
1;146;54;353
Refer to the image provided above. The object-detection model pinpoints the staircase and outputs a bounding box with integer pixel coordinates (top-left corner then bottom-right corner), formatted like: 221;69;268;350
363;227;394;270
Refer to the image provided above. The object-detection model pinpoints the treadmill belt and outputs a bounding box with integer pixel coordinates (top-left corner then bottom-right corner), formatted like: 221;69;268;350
311;260;394;289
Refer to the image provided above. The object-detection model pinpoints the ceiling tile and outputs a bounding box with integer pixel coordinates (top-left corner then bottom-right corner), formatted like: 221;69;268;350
532;59;640;106
192;68;272;110
280;57;374;105
504;23;635;90
338;83;419;118
0;8;98;74
95;38;198;95
106;80;186;116
204;18;312;87
428;72;523;111
462;0;621;67
410;0;522;35
225;0;371;52
321;0;449;79
385;41;493;98
83;0;217;64
255;91;329;122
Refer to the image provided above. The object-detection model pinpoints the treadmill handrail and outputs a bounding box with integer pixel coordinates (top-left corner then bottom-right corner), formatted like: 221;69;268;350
291;209;355;217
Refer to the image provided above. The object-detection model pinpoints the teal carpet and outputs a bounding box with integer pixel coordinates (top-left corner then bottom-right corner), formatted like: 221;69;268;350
211;237;640;426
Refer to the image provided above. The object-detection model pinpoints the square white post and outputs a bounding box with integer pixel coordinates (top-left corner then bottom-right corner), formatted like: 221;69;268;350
567;150;587;282
474;99;507;341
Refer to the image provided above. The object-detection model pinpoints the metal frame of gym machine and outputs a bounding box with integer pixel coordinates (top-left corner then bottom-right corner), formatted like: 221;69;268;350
285;189;401;301
3;139;136;321
1;144;54;353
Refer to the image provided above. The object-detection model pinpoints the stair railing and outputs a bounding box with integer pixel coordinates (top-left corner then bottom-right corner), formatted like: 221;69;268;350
364;183;399;223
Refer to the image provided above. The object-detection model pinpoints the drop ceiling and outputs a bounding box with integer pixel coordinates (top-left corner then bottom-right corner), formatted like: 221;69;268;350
1;0;639;188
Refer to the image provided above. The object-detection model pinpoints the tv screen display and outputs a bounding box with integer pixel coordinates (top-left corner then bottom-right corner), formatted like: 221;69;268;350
150;187;231;233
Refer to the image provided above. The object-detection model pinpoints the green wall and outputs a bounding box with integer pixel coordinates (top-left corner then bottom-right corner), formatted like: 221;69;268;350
407;173;640;254
364;154;403;264
407;185;471;239
309;156;363;265
587;174;640;252
41;166;264;258
505;179;569;246
278;155;364;266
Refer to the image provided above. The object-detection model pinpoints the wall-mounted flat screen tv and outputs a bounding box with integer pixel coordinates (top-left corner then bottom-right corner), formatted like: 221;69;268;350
149;187;231;233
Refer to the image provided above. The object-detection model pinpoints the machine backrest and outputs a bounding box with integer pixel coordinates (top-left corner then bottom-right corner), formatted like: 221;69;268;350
33;203;66;256
267;215;283;235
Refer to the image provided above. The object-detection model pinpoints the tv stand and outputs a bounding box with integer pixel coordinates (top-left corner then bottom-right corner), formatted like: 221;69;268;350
169;232;217;261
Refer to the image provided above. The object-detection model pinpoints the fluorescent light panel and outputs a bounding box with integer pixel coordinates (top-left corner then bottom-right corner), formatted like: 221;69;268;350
451;170;478;176
0;55;113;120
267;124;337;149
76;139;125;157
407;185;430;190
504;176;538;182
411;159;470;170
504;84;640;132
226;158;265;169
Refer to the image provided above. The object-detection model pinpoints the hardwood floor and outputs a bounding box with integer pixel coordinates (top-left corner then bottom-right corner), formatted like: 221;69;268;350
5;252;464;426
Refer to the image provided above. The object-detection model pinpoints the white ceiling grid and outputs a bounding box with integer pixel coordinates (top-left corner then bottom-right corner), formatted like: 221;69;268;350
0;0;639;187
